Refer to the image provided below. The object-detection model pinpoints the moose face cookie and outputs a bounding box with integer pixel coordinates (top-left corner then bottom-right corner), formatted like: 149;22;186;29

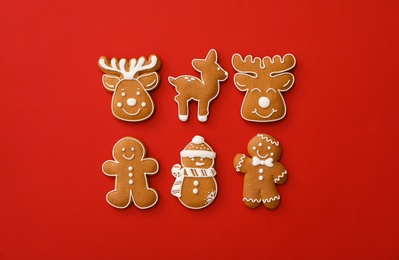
232;53;296;122
102;137;159;209
233;134;287;209
168;49;228;122
98;55;161;122
171;136;218;209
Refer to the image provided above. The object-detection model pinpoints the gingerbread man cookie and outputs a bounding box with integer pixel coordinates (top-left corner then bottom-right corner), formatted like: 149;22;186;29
168;49;228;122
233;134;287;209
232;53;296;122
98;55;161;122
102;137;159;209
171;136;217;209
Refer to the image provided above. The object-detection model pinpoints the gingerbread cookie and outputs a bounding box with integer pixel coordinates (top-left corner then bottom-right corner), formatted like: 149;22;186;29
102;137;159;209
171;136;217;209
168;49;228;122
232;53;296;122
98;55;161;122
233;134;287;209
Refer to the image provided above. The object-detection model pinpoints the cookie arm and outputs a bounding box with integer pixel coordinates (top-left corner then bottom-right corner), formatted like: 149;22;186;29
233;154;251;173
142;158;159;175
272;162;287;184
102;160;119;176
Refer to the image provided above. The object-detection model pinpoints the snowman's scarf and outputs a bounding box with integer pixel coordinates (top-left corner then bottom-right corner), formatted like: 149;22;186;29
171;167;216;198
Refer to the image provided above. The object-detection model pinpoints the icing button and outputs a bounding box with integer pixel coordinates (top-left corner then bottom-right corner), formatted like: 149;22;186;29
129;180;133;185
193;180;199;186
259;168;264;174
128;173;133;177
193;188;199;194
259;176;264;181
128;166;133;171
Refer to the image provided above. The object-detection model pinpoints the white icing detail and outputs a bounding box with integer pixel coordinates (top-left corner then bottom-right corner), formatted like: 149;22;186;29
236;81;246;87
235;154;246;171
127;98;136;107
243;195;280;203
256;150;268;159
283;79;291;87
250;88;261;93
122;108;142;116
123;154;134;160
266;88;277;93
268;146;271;150
252;108;277;119
271;152;274;156
131;147;134;151
252;146;256;150
128;166;133;171
258;142;262;147
205;190;217;205
121;92;126;96
129;180;133;185
257;134;280;146
136;91;140;95
129;173;133;177
146;79;157;87
181;168;217;177
259;168;264;173
252;156;274;167
192;136;204;144
193;180;199;186
195;162;205;166
178;114;188;121
181;150;215;159
259;175;264;181
141;102;146;107
117;102;122;108
274;170;287;183
122;148;125;152
258;97;270;108
198;115;208;122
193;188;199;194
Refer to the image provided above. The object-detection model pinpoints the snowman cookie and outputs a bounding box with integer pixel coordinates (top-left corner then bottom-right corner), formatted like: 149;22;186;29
102;137;159;209
233;134;287;209
171;135;217;209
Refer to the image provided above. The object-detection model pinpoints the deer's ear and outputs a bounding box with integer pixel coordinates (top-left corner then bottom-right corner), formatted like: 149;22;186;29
234;74;255;91
205;49;217;62
272;73;294;91
102;74;120;92
137;72;159;90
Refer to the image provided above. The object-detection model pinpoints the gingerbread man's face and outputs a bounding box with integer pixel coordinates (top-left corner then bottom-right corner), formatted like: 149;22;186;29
113;138;144;163
181;157;214;169
247;134;282;161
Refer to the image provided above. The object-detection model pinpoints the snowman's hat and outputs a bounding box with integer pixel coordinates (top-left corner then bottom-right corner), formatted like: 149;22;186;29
180;135;216;159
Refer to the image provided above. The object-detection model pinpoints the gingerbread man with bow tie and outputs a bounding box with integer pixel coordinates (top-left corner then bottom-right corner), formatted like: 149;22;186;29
233;133;287;209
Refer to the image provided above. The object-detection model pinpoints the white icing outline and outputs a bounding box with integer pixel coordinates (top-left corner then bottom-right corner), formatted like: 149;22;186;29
102;137;159;209
231;53;296;122
168;49;228;122
252;108;277;119
235;154;246;172
274;170;287;183
257;133;279;146
243;195;280;203
122;108;142;116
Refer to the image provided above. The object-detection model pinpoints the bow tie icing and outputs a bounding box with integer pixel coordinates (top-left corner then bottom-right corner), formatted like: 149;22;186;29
252;157;274;167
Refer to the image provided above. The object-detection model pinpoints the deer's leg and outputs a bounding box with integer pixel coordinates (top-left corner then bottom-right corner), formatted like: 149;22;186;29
175;94;189;121
198;99;210;122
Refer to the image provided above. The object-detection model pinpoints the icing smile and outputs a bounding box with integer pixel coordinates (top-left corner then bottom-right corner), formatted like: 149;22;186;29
122;108;142;116
196;162;205;166
256;150;268;159
252;108;277;119
123;154;135;160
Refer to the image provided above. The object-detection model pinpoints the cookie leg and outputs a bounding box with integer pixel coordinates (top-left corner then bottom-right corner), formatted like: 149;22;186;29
260;189;281;209
175;94;188;121
197;99;209;122
106;189;131;208
131;188;158;209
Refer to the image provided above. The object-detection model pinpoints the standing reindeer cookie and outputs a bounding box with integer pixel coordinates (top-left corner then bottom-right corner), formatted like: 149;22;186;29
232;53;296;122
233;134;287;209
169;49;228;122
98;55;161;122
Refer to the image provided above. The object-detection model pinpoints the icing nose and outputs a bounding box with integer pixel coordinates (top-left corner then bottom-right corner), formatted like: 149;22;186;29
258;97;270;108
127;98;137;107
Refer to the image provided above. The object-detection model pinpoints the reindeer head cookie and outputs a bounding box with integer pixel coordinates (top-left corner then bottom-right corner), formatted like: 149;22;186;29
98;55;161;122
233;134;288;209
232;53;296;122
168;49;228;122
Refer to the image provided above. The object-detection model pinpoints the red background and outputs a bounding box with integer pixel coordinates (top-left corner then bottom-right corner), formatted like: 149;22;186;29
1;0;398;259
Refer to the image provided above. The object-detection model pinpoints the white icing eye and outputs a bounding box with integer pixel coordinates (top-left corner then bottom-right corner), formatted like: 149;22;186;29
258;143;262;147
141;102;147;107
121;92;126;97
271;152;274;156
252;146;256;150
200;158;204;161
217;68;221;70
136;91;140;95
268;146;271;150
127;98;136;107
131;147;134;151
117;102;122;108
122;148;126;152
190;157;195;161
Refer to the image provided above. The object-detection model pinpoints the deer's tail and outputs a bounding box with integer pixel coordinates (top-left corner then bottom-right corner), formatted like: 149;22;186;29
168;76;177;87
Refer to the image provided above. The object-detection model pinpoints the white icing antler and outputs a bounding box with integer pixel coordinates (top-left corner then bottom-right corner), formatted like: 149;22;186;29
98;55;158;79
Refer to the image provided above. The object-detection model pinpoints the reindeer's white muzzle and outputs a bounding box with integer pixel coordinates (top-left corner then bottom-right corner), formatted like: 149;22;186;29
127;98;137;107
